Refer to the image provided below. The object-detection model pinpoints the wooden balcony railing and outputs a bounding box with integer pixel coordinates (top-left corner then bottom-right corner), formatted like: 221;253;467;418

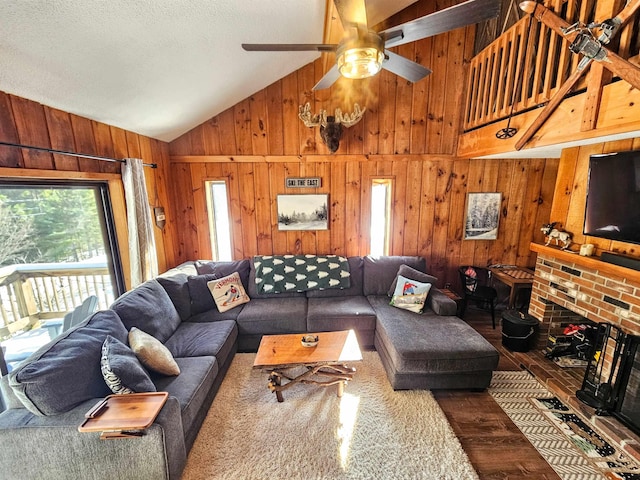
0;262;115;339
464;0;639;132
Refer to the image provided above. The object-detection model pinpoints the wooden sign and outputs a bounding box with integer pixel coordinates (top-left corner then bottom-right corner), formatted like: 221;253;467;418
285;177;321;188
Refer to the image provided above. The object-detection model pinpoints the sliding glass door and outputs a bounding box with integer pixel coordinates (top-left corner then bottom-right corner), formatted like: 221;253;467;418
0;180;124;372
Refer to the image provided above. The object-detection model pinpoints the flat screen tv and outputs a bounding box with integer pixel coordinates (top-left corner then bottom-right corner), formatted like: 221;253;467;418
584;150;640;245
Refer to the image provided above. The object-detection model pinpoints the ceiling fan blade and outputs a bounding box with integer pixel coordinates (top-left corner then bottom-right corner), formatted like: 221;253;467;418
242;44;337;52
333;0;368;29
381;0;501;48
382;50;432;82
312;64;341;90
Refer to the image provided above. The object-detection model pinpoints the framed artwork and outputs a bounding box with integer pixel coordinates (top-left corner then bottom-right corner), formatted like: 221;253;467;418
464;192;501;240
277;194;328;231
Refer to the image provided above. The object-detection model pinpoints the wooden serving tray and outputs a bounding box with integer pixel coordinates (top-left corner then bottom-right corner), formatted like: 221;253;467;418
78;392;168;438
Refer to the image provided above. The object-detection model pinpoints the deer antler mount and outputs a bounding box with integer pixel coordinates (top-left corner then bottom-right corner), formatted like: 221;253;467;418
298;103;366;153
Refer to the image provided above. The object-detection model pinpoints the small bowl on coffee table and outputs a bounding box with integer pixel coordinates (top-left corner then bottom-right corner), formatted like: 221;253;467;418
301;334;319;347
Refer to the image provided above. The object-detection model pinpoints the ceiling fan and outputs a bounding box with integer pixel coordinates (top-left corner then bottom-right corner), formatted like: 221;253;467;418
242;0;501;90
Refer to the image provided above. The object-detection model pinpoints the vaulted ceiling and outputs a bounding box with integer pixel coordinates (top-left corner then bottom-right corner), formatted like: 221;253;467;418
0;0;416;142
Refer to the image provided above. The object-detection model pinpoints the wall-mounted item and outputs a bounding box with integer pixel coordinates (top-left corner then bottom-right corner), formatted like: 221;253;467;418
154;207;166;230
298;103;365;153
286;177;322;188
464;193;501;240
277;194;328;231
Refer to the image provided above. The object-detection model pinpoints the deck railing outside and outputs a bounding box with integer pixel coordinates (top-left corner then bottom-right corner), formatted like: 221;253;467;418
464;0;637;132
0;262;115;339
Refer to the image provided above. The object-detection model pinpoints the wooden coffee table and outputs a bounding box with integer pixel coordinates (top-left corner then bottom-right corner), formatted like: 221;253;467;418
253;329;362;402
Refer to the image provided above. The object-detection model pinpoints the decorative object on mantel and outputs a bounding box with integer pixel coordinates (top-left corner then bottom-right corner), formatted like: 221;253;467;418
541;222;572;250
579;243;595;257
298;103;365;153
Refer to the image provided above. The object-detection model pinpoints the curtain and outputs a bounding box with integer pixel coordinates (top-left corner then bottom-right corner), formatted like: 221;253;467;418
121;158;158;287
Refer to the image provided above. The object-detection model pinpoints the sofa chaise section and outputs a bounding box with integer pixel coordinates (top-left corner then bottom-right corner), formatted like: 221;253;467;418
369;296;499;390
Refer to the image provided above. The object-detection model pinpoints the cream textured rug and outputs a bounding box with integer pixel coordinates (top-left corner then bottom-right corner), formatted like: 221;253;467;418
182;351;478;480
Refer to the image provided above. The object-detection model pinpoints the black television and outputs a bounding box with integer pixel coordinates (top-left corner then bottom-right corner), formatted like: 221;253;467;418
584;150;640;245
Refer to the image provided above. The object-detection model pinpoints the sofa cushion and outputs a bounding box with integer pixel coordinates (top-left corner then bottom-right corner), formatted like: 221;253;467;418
156;273;192;321
164;320;237;364
101;335;156;394
111;279;181;343
306;256;364;297
236;297;307;335
129;327;180;376
363;256;426;296
153;356;218;439
388;264;438;297
306;296;376;332
208;272;250;312
195;259;251;290
9;310;127;416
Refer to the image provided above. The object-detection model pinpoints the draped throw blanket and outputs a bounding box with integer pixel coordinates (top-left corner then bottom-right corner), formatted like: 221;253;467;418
253;255;350;294
122;158;158;287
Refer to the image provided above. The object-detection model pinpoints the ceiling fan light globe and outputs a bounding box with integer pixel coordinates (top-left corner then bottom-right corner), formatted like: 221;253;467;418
337;47;384;79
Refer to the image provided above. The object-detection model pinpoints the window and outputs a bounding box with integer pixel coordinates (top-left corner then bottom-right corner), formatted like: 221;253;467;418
0;180;124;371
205;180;233;261
370;178;393;256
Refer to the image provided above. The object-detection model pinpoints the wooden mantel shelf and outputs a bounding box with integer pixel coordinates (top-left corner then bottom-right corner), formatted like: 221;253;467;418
530;243;640;284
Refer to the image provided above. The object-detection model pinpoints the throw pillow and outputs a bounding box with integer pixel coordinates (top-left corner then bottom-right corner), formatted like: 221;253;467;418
101;335;156;394
390;274;432;313
387;264;438;297
207;272;250;312
128;327;180;376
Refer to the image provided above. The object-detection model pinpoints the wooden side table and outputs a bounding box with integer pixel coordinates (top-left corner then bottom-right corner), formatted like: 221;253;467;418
78;392;168;439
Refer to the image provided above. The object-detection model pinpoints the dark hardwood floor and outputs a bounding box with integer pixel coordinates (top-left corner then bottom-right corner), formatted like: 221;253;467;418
433;307;561;480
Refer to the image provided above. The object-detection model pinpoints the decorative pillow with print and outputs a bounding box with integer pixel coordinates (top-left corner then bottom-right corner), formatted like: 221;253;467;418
390;274;432;313
101;335;156;394
207;271;250;313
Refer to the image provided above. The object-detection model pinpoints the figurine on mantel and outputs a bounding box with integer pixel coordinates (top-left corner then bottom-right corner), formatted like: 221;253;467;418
541;222;572;250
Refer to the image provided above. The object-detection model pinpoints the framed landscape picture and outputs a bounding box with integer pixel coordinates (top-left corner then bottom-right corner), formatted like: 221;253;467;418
277;194;328;231
464;192;501;240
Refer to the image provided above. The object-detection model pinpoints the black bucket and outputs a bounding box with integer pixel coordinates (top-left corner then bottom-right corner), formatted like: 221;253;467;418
502;310;539;352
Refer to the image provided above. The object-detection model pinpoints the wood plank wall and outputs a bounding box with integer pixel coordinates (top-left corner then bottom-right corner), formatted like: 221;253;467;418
0;91;175;273
167;0;561;290
168;155;559;288
550;137;640;257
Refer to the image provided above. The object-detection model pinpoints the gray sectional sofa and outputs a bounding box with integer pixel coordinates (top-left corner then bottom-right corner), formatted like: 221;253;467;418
0;255;499;480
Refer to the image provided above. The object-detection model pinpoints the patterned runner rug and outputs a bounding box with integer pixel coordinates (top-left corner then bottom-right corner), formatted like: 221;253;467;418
489;371;640;480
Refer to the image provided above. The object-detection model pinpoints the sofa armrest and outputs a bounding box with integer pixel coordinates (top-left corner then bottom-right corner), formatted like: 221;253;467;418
427;288;458;316
0;396;186;480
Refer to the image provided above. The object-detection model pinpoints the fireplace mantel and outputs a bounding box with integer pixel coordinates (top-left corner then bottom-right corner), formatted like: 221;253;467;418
530;243;640;284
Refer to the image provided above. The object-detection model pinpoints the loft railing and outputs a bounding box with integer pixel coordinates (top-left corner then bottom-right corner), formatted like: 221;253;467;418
0;262;115;339
463;0;638;132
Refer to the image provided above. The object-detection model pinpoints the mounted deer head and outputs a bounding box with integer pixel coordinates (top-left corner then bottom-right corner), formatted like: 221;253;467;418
298;103;366;153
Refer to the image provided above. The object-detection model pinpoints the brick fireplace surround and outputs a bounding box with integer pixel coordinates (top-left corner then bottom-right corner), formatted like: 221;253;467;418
513;243;640;460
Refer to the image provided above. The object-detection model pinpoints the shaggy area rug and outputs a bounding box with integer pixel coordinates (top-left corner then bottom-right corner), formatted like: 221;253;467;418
182;351;478;480
490;371;640;480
